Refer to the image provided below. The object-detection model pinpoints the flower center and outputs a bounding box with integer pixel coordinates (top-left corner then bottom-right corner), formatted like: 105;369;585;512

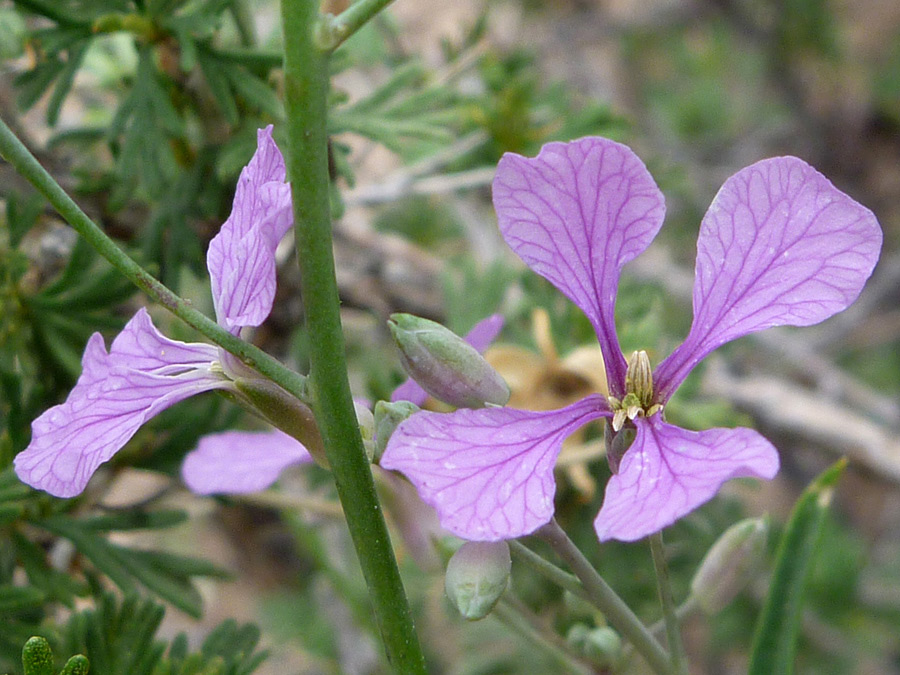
607;350;663;431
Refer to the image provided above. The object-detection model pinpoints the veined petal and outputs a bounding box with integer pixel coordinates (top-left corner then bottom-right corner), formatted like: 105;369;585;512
181;429;312;495
15;318;228;498
594;417;779;542
391;313;504;406
208;126;293;333
655;156;882;399
380;395;609;541
493;138;666;397
108;308;220;374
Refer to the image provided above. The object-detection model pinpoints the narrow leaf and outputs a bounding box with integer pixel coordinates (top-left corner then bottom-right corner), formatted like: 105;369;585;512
748;459;846;675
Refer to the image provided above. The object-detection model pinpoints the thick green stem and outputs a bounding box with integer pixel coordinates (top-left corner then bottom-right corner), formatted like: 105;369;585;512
650;532;688;675
0;118;309;403
279;1;426;672
317;0;398;51
537;520;670;675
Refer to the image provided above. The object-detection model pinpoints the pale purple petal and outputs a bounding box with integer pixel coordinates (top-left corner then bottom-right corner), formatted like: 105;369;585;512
654;157;882;399
14;314;228;498
594;417;779;542
107;308;220;374
181;429;311;495
207;126;294;333
381;395;609;541
493;138;666;397
391;314;504;406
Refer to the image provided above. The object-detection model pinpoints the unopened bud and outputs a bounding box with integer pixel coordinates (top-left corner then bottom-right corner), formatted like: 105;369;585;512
389;314;510;409
690;517;768;614
234;378;327;467
625;350;654;408
355;401;376;462
445;541;511;620
566;624;622;669
374;400;419;464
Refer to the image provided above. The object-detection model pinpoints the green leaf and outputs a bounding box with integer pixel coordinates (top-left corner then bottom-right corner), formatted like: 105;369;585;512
0;584;46;612
748;459;846;675
47;42;90;126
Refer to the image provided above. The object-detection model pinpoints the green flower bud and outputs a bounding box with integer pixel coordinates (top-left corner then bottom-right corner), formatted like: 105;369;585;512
690;517;769;614
355;401;376;463
373;400;419;463
445;541;511;620
389;314;510;409
234;378;327;468
21;636;54;675
566;624;622;669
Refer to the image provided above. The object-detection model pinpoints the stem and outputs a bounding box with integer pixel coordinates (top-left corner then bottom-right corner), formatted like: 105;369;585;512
279;2;426;672
0;118;310;404
537;520;670;675
493;598;591;675
508;540;590;603
650;532;688;675
318;0;399;52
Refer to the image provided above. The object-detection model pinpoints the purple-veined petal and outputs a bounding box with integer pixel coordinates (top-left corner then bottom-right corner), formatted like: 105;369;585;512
391;313;505;406
654;157;882;399
380;395;609;541
207;126;293;333
181;429;312;495
108;308;220;374
14;315;228;498
594;417;779;542
493;138;666;397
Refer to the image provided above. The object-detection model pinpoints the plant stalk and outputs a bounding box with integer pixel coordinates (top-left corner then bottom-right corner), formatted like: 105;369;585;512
318;0;398;51
537;519;670;675
279;0;427;671
650;531;688;675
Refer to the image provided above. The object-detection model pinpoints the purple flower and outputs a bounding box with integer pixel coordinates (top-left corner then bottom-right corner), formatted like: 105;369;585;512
14;127;301;498
181;316;505;495
380;137;882;543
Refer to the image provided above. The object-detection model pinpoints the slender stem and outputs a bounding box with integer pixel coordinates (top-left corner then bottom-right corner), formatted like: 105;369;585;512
508;540;590;603
537;520;670;675
493;599;591;675
0;118;310;404
280;1;426;672
318;0;399;51
650;532;688;675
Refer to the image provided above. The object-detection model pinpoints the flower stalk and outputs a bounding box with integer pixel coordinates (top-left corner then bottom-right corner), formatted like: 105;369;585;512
650;532;688;675
279;0;426;671
537;520;670;674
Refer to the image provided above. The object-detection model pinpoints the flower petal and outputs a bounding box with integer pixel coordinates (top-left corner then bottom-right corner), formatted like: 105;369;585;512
14;313;227;498
594;417;779;542
391;313;505;406
181;429;311;495
655;156;882;398
380;395;609;541
493;138;666;397
207;126;294;332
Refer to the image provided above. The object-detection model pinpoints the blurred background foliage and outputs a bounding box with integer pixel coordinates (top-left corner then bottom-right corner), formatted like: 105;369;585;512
0;0;898;673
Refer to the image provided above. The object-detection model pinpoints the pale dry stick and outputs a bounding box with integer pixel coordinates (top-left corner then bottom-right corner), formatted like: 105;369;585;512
345;165;496;207
704;357;900;483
